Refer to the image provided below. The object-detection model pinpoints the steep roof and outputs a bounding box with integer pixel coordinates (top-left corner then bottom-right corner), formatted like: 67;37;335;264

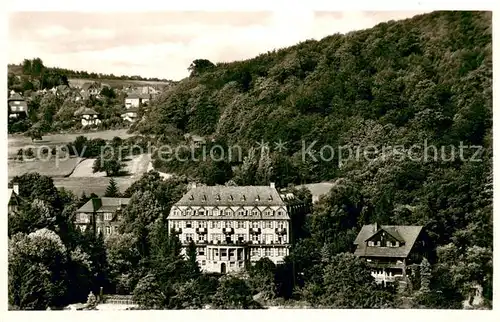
76;197;130;213
138;93;151;99
82;82;99;91
79;107;99;116
56;85;71;92
73;106;85;116
175;185;286;207
122;107;139;113
126;93;140;99
8;92;24;101
8;188;21;206
353;224;423;258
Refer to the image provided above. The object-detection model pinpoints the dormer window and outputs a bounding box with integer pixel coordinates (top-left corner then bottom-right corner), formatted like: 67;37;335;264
255;195;260;201
216;194;221;201
189;195;194;200
229;195;233;201
202;195;207;202
268;195;273;201
241;195;246;201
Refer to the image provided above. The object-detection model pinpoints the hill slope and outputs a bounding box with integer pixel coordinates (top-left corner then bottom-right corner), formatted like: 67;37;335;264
138;11;492;257
138;10;491;177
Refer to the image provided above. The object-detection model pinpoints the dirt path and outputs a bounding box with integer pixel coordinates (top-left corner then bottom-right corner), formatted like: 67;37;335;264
125;153;151;179
70;158;106;177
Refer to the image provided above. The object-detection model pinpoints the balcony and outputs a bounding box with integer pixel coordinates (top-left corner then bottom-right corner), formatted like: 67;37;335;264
196;227;207;234
250;228;261;234
275;228;287;235
223;227;234;234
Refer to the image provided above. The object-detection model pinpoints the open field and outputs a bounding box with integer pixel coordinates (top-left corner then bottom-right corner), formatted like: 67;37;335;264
299;182;336;203
8;129;134;158
123;153;151;179
8;157;82;178
69;154;151;178
70;159;106;178
69;78;172;88
52;177;135;197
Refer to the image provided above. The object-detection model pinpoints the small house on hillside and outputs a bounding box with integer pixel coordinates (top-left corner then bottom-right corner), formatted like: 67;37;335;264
125;92;151;109
81;82;101;98
73;92;83;102
74;107;101;126
139;93;151;105
56;85;71;96
184;133;206;147
139;85;160;95
8;182;21;213
75;197;130;237
8;92;28;119
125;93;140;108
121;107;139;123
353;224;432;286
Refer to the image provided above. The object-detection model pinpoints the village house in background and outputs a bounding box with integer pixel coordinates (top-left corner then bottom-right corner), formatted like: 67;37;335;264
7;91;28;120
80;82;101;99
167;183;308;274
74;197;130;237
73;107;101;127
124;92;151;109
121;107;139;123
353;224;433;287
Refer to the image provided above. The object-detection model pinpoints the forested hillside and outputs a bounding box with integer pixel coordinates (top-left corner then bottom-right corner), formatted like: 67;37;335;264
135;11;492;306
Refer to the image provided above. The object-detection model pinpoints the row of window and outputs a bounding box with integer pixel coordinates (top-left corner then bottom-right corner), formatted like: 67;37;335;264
172;208;286;217
200;260;245;268
251;247;287;257
172;220;287;229
207;248;244;258
198;247;286;258
78;213;114;221
368;240;400;247
10;106;26;112
79;225;117;235
183;233;286;244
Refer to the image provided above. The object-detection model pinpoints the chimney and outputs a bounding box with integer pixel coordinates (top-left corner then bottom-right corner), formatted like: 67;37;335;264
91;198;102;212
189;182;197;189
12;182;19;195
374;222;379;232
270;182;275;189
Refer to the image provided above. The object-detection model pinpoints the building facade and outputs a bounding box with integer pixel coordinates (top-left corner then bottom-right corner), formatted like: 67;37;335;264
167;183;294;274
125;93;140;108
353;224;432;286
8;92;28;119
78;108;101;126
75;197;130;237
121;108;139;123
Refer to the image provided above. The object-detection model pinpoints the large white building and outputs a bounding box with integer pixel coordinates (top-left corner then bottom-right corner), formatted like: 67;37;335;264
167;183;295;274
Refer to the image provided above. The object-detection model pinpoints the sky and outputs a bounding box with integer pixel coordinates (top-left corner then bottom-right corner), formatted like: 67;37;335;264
8;11;428;81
